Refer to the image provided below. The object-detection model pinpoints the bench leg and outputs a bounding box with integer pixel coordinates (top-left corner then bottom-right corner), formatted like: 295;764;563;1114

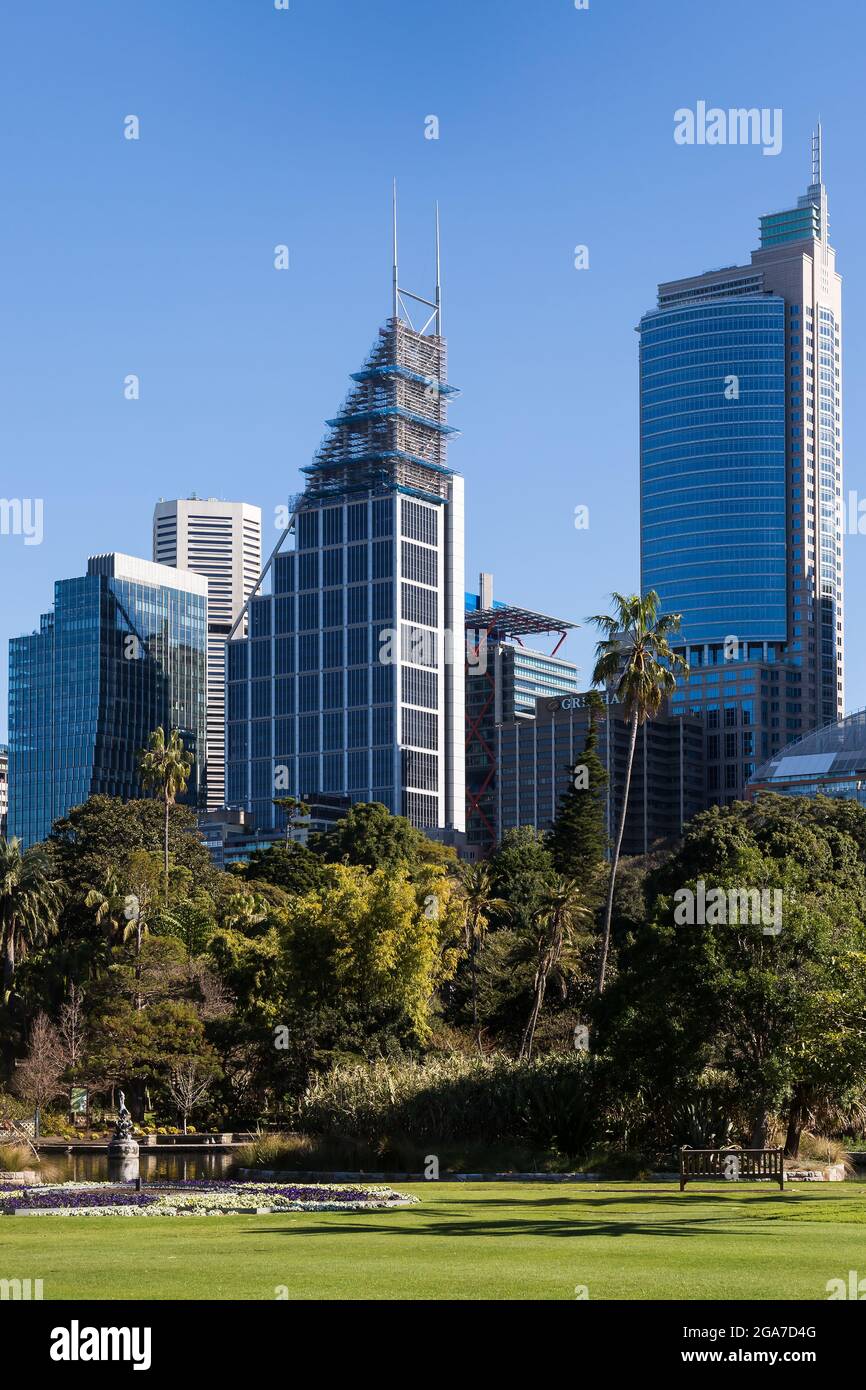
680;1175;686;1192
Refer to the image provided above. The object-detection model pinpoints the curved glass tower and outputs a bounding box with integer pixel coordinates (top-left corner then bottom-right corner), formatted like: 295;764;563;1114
641;296;786;644
638;130;844;808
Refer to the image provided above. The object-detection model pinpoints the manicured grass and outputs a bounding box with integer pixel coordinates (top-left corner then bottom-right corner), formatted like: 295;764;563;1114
1;1182;864;1300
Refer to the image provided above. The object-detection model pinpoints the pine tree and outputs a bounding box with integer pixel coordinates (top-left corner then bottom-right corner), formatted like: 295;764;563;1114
548;695;608;891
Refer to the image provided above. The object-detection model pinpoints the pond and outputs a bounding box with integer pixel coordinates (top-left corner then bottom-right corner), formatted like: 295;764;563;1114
37;1149;236;1184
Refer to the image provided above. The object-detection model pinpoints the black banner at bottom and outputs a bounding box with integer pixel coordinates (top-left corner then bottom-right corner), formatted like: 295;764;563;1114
2;1298;859;1375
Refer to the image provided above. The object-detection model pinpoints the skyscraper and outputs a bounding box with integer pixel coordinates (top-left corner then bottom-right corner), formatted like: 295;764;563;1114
8;553;207;846
226;202;465;833
153;498;262;809
639;130;843;804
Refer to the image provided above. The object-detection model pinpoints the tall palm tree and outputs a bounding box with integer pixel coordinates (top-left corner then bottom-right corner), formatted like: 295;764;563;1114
139;727;194;902
519;875;590;1061
0;838;65;998
451;861;507;1051
588;590;687;994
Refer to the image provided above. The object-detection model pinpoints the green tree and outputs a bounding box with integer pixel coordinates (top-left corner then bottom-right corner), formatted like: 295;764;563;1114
519;876;591;1061
139;727;194;902
548;693;608;891
84;870;135;949
450;861;508;1051
272;797;310;848
280;863;463;1057
589;590;686;994
50;796;215;896
599;797;866;1155
239;842;327;896
311;802;452;873
0;838;64;999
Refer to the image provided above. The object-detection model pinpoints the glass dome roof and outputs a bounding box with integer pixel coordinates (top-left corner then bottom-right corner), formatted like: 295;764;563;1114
750;709;866;785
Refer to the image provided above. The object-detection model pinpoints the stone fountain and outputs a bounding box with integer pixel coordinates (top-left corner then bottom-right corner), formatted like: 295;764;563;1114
107;1090;140;1184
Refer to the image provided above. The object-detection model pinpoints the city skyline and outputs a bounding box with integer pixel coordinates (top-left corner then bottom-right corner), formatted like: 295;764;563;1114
3;1;866;746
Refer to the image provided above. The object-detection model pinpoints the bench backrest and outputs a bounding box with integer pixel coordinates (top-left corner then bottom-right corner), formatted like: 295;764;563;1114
680;1148;783;1179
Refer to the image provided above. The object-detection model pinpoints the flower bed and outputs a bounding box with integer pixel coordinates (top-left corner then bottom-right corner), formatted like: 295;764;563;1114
0;1179;418;1217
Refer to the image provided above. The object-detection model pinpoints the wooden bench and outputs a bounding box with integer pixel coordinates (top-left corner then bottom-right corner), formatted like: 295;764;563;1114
679;1147;785;1191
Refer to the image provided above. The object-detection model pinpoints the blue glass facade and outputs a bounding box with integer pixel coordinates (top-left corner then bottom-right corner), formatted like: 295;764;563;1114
640;296;787;645
9;557;207;846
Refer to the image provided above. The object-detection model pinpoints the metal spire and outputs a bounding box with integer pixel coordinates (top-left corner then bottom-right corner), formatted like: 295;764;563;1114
434;201;442;335
812;120;823;185
392;178;399;320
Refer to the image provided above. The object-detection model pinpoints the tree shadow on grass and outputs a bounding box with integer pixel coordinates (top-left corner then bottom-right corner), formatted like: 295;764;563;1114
242;1210;783;1241
238;1185;856;1242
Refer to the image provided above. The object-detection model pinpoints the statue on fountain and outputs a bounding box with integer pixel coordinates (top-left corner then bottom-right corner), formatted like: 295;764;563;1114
108;1089;139;1161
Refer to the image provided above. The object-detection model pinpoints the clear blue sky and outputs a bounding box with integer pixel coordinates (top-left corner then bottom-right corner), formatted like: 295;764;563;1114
2;0;865;739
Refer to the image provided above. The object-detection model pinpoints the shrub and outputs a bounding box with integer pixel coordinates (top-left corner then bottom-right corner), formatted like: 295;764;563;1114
0;1143;36;1173
293;1053;602;1158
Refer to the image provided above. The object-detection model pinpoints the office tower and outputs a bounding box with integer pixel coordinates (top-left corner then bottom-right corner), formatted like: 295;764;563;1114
226;204;465;833
465;573;579;853
639;129;843;805
153;498;262;809
8;554;207;847
497;695;705;856
0;744;7;837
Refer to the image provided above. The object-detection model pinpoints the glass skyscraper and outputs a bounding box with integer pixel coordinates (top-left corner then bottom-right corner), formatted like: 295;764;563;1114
226;304;465;834
8;553;208;846
639;131;843;805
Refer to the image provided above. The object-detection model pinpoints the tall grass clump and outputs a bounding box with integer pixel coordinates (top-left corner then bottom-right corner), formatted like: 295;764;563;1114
295;1052;601;1157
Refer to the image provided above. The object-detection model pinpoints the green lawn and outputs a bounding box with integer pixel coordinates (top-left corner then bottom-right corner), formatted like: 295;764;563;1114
1;1182;864;1300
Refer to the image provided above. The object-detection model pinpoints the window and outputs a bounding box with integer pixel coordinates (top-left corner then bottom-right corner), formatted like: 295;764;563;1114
275;677;294;715
348;545;367;583
348;710;368;748
275;596;294;634
250;598;272;638
275;637;293;675
297;510;319;550
298;633;318;671
347;503;368;541
403;666;437;708
402;582;436;626
402;749;438;791
252;681;271;720
323;550;343;588
323;507;343;546
401;540;437;586
299;553;318;590
348;668;368;706
348;587;368;624
401;498;437;545
323;712;342;751
323;590;342;627
299;716;319;754
323;630;343;669
402;707;438;749
299;593;319;631
323;670;342;708
372;499;393;537
251;640;271;679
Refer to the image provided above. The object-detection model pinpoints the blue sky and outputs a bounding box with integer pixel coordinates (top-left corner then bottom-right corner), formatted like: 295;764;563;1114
1;0;865;738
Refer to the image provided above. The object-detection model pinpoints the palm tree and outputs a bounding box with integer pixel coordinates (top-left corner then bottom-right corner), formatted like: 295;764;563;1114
588;590;687;994
84;871;134;948
519;875;590;1061
0;838;65;998
451;861;507;1051
139;727;194;902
